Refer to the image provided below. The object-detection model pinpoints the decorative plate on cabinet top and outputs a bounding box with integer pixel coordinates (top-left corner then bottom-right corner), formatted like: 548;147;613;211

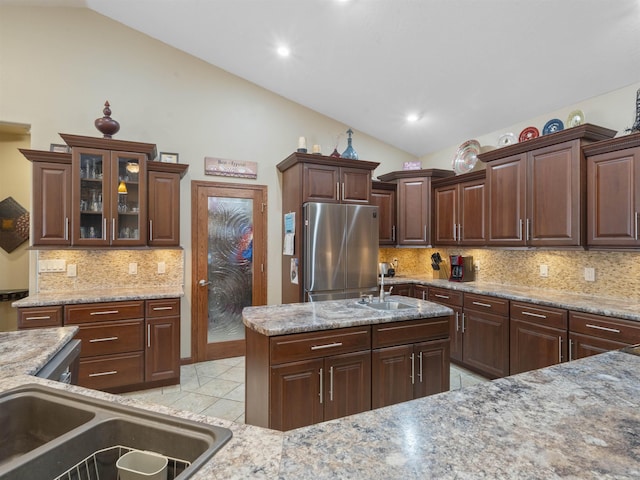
497;132;516;148
566;109;585;128
452;139;481;174
542;118;564;135
518;126;540;142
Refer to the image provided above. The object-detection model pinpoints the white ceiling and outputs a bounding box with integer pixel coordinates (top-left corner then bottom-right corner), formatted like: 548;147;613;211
5;0;640;157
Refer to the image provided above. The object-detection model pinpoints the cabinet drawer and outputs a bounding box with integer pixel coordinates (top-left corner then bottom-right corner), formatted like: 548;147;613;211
78;352;144;390
569;311;640;344
74;320;144;358
65;301;144;324
372;317;449;349
270;326;371;365
428;287;463;307
464;293;509;316
511;302;567;330
146;298;180;318
18;306;63;329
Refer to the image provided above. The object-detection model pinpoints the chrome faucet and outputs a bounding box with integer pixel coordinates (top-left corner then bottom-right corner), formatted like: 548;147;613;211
379;275;393;302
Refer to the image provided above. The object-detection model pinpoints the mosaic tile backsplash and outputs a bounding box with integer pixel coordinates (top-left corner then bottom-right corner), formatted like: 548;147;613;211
379;247;640;301
37;249;184;293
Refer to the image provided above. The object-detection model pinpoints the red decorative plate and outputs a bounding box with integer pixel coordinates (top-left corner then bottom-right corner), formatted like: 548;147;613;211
518;126;539;142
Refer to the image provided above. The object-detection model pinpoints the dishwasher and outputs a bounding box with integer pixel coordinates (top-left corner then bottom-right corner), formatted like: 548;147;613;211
36;339;81;384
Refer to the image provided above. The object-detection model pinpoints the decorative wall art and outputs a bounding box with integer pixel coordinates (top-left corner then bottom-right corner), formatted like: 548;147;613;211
159;152;179;163
0;197;29;253
204;157;258;179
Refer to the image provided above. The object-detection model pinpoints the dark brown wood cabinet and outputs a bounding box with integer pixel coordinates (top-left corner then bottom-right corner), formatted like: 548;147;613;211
145;298;181;383
277;152;379;303
433;171;486;246
17;305;63;329
147;163;188;246
569;311;640;360
19;150;72;246
479;124;616;247
413;284;429;300
510;301;567;375
377;169;455;246
428;287;464;363
584;133;640;248
371;181;397;245
391;282;413;297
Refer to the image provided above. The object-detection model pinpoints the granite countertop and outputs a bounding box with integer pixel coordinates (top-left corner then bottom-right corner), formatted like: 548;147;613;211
386;276;640;322
11;286;185;308
242;295;453;336
3;327;640;478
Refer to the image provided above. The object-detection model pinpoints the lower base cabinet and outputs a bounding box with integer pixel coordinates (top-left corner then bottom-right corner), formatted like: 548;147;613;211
569;311;640;360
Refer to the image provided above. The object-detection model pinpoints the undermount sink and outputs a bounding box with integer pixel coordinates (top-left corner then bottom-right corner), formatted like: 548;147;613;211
364;301;415;310
0;384;232;479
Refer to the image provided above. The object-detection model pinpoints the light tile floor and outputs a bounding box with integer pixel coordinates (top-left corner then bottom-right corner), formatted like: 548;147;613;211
123;356;488;423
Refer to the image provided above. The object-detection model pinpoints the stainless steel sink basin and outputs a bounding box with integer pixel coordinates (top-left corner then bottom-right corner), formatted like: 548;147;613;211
0;384;232;479
364;301;415;310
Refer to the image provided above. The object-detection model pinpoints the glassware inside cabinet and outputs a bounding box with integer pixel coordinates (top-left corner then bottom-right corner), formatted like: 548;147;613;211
115;155;141;240
79;153;105;240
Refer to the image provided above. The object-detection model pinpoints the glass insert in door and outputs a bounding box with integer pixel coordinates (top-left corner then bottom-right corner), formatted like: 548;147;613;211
207;196;253;343
115;155;141;240
79;152;105;239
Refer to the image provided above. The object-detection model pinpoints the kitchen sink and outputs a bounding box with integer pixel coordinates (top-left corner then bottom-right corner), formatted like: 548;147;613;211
364;301;415;310
0;384;232;479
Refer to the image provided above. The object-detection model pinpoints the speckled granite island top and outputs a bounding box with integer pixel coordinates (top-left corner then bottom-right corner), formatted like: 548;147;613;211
11;286;184;307
242;295;453;336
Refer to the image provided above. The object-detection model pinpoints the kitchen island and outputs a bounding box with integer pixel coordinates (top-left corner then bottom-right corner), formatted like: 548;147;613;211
3;321;640;478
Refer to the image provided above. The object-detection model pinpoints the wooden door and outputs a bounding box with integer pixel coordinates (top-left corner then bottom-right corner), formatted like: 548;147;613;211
148;170;180;246
270;359;323;431
509;320;566;375
433;184;457;245
340;167;371;203
413;285;429;300
323;351;371;422
413;339;449;398
569;333;629;360
145;316;180;382
371;182;396;245
397;177;430;245
486;154;526;246
72;147;110;246
459;179;486;245
192;181;267;361
32;161;71;246
449;306;464;362
462;309;509;378
371;344;413;408
303;163;339;203
392;283;413;297
527;140;581;246
587;147;640;246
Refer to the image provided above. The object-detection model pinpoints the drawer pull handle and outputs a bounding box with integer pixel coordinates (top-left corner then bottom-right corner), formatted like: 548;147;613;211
89;336;118;343
434;294;449;299
90;310;119;315
311;342;343;351
522;311;547;319
89;370;117;377
25;315;51;320
472;301;492;308
586;324;621;334
153;306;173;311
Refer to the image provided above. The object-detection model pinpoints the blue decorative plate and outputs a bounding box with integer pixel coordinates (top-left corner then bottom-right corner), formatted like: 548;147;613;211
543;119;564;135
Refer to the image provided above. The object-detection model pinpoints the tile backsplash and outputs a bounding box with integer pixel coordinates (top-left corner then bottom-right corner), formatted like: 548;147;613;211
37;249;184;293
379;247;640;301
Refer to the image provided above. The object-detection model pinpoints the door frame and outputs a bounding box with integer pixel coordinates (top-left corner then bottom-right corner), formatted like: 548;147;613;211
191;180;267;362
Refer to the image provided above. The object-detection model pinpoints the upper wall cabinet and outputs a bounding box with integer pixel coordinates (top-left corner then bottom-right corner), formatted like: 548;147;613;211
478;124;616;247
377;169;455;246
371;181;397;245
583;132;640;248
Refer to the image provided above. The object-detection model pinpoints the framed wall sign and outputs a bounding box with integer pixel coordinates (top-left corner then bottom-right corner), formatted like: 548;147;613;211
204;157;258;179
159;152;179;163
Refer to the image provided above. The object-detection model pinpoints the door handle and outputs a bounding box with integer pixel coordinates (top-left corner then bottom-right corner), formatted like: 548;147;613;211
198;279;211;287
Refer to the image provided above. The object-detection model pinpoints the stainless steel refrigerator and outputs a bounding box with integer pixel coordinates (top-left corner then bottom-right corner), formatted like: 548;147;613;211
303;202;379;301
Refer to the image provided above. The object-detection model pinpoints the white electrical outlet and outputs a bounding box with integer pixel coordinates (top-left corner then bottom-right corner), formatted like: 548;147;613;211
584;267;595;282
129;262;138;275
67;264;77;277
539;264;549;277
474;260;480;271
157;261;166;274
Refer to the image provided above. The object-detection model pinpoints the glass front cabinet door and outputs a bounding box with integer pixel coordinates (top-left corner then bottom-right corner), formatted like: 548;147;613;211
72;148;147;246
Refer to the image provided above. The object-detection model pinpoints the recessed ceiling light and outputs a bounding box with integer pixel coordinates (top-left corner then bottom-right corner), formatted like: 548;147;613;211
406;113;420;123
277;46;291;57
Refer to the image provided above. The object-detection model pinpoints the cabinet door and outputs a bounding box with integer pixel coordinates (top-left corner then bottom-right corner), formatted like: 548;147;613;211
459;179;486;245
587;146;640;246
449;305;464;362
392;283;413;297
145;316;180;382
371;186;396;245
340;167;371;203
371;344;413;409
462;309;509;378
110;151;147;246
569;333;629;361
323;351;371;422
270;359;324;431
413;339;449;398
32;161;71;245
486;154;526;246
433;184;457;245
148;170;180;246
510;320;566;375
73;147;110;246
528;141;581;246
413;285;429;300
303;164;339;203
397;178;430;245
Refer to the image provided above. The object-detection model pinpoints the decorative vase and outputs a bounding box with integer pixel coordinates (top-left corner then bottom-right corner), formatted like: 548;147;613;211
628;88;640;134
330;148;341;158
341;128;358;160
94;101;120;138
